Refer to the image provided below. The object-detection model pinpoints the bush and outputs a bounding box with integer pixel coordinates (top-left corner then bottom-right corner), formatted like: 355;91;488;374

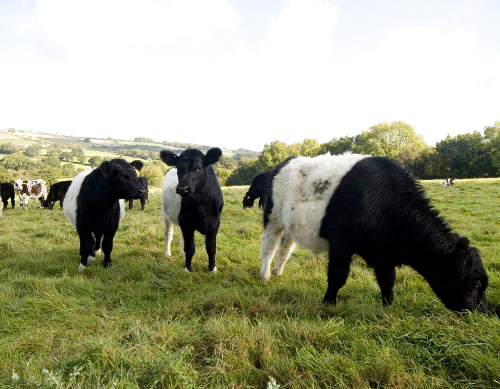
141;165;165;187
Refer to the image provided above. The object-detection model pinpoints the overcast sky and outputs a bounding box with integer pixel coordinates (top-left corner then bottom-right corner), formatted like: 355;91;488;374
1;0;499;151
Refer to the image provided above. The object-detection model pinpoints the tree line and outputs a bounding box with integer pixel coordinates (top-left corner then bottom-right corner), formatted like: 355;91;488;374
1;120;499;187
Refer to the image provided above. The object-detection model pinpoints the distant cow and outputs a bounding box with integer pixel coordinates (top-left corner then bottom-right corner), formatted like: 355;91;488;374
128;177;149;210
1;182;15;209
0;180;2;217
440;178;455;187
260;153;488;313
64;159;145;270
13;179;47;210
43;180;72;209
243;172;270;209
126;160;148;210
160;148;224;272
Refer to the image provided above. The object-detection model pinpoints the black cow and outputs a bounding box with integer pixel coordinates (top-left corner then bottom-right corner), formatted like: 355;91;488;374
128;177;149;210
43;180;72;209
1;182;15;209
243;172;270;209
260;153;488;313
64;159;145;270
160;148;224;272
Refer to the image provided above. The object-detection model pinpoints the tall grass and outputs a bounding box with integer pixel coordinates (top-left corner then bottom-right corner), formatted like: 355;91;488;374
0;179;499;388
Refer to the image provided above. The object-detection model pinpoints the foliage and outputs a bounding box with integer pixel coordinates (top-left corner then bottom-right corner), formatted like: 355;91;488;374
140;164;165;187
23;144;41;158
88;156;103;168
353;121;427;162
0;166;13;182
41;167;63;186
225;158;260;186
0;153;38;171
318;136;354;155
0;142;22;154
61;163;76;178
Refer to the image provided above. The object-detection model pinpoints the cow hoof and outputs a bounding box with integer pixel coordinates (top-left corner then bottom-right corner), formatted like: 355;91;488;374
209;266;217;273
183;267;191;273
95;249;101;256
87;255;96;262
165;251;171;257
259;272;271;281
78;264;87;272
272;268;283;276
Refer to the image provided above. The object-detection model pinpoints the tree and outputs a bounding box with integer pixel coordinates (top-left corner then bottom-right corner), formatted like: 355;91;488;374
41;167;63;187
24;144;41;158
88;156;103;168
353;121;427;163
71;146;86;164
141;165;165;187
256;141;298;172
60;151;73;162
319;136;354;155
62;163;76;178
300;138;320;157
225;158;260;186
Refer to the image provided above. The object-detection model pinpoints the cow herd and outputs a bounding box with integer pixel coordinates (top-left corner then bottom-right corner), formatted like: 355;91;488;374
0;149;493;315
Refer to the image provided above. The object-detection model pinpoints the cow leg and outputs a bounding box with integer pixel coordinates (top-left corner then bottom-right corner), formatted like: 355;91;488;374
101;229;117;268
259;224;282;281
129;199;133;209
374;265;396;307
163;218;175;256
94;232;103;256
323;243;352;305
180;225;195;272
60;198;64;209
272;233;296;277
205;226;219;272
140;196;146;210
78;229;95;271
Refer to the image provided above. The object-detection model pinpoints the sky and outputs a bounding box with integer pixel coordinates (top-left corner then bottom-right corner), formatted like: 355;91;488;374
0;0;499;152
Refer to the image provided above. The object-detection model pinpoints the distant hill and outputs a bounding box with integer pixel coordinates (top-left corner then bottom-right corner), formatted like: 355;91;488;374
0;131;260;160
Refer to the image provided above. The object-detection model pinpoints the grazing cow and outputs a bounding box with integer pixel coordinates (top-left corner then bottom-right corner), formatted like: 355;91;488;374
1;182;15;209
13;179;48;210
260;153;488;313
0;180;2;217
243;172;270;209
64;159;145;270
440;178;455;187
160;148;224;272
42;180;72;209
128;177;149;210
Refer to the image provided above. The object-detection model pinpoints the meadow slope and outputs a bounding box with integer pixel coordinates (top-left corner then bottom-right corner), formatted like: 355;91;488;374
0;180;499;388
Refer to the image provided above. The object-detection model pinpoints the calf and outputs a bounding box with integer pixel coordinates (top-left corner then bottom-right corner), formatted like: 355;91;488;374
243;172;270;209
43;180;72;209
260;153;488;313
160;148;224;272
64;159;145;270
13;179;47;210
1;182;15;209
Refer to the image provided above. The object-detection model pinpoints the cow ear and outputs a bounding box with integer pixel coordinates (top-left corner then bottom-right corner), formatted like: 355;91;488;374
204;147;222;166
101;161;113;178
160;150;179;166
130;160;144;172
456;236;470;251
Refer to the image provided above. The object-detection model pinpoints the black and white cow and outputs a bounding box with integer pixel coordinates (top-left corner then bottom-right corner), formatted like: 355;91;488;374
440;178;455;187
43;180;72;209
128;177;149;210
1;182;15;209
260;153;489;313
160;148;224;272
64;159;145;270
13;179;48;210
243;171;270;209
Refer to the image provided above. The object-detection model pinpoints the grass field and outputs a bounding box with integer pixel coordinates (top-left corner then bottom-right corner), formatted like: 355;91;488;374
1;180;500;388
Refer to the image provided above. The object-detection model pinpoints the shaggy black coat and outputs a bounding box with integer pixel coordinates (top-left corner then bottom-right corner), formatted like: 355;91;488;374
43;180;72;209
1;182;15;209
319;157;488;313
243;172;270;209
77;159;144;268
160;148;224;272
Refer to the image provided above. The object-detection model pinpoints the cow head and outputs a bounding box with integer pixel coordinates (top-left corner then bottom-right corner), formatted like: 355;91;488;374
160;148;222;196
100;159;145;200
243;192;256;208
433;237;489;313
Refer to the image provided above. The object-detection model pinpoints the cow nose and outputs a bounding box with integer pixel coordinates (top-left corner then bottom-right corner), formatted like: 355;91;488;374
176;184;190;195
137;188;145;195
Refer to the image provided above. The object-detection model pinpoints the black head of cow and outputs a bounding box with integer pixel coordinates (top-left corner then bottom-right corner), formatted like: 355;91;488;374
100;159;145;200
160;148;222;196
242;192;256;208
433;237;489;314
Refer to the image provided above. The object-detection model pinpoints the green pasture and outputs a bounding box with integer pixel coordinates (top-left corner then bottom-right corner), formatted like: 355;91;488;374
0;180;500;388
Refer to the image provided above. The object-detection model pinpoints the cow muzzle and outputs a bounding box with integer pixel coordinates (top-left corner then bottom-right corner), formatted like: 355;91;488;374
176;185;191;196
